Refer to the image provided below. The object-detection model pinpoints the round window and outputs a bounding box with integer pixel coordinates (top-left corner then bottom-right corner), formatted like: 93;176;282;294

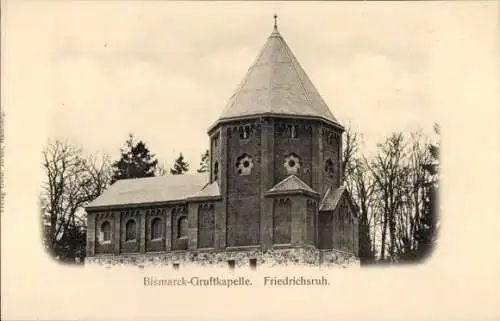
284;153;300;175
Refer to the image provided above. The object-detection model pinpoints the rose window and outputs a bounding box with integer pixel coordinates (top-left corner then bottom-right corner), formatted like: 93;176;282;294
236;154;253;176
284;153;300;175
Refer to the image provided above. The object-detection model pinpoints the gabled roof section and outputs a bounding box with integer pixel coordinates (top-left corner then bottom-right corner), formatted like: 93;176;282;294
86;174;209;210
319;186;358;218
267;175;318;196
213;21;340;129
319;186;345;211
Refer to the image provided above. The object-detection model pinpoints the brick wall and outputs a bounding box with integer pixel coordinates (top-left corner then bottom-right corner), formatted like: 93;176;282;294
171;206;188;251
274;121;313;186
321;125;342;194
120;210;140;253
318;210;333;249
146;208;167;252
226;122;261;247
94;211;115;254
332;195;355;253
197;203;215;249
305;199;317;245
272;198;292;244
210;131;221;183
86;212;96;256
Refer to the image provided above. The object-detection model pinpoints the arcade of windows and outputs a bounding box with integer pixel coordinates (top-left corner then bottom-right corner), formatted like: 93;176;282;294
99;214;189;244
276;124;300;138
237;123;301;140
287;125;298;139
324;129;339;146
239;126;251;140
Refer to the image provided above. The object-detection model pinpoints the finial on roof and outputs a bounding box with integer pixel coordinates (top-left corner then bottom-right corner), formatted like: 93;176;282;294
273;13;278;30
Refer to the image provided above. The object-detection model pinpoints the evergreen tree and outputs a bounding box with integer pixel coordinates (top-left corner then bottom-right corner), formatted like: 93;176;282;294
197;149;209;173
111;134;159;184
170;153;189;175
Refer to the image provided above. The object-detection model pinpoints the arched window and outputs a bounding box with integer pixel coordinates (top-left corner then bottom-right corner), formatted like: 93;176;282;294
178;216;188;238
239;126;250;140
125;219;136;241
325;159;335;178
273;198;292;244
100;221;111;242
214;161;219;181
288;125;298;138
151;217;162;240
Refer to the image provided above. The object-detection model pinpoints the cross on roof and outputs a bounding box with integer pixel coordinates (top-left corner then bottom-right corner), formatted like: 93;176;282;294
274;13;278;29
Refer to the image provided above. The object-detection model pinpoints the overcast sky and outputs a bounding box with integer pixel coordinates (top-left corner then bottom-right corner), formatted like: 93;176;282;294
4;1;494;171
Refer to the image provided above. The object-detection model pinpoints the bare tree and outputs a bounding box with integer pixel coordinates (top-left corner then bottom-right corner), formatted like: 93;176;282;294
342;125;376;263
342;123;359;183
348;157;377;263
41;139;111;262
368;133;407;261
394;131;432;259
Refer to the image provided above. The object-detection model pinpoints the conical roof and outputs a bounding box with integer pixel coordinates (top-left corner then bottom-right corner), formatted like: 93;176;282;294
213;20;340;129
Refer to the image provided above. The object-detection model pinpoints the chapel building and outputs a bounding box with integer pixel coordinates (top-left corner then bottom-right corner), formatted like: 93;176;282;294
85;18;360;268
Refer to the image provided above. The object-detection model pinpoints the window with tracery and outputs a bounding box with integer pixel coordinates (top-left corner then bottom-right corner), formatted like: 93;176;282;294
239;126;250;140
100;221;111;242
125;219;136;241
151;217;162;240
177;216;188;238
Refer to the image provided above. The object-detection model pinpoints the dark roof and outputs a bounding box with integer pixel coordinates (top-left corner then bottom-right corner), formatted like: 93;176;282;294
86;174;211;209
319;186;358;218
213;25;340;129
319;186;346;211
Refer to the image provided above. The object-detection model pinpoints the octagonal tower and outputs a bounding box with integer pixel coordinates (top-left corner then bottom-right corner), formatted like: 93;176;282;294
208;19;346;250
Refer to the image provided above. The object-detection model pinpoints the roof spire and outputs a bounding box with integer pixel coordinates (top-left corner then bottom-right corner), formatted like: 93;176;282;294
273;13;278;30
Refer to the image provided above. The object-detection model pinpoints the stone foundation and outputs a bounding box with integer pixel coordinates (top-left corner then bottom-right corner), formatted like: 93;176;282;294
85;246;359;268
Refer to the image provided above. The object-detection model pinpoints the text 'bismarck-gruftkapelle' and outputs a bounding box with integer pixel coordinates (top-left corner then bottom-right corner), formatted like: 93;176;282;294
144;276;252;288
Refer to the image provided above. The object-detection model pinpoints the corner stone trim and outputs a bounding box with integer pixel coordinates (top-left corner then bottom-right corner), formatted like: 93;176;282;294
85;248;360;268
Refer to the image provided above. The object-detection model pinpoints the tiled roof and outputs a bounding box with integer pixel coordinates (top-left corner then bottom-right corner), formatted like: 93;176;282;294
86;174;209;209
267;175;317;194
215;25;340;126
319;186;346;211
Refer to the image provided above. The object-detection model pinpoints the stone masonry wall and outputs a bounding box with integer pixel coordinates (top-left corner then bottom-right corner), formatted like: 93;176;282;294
86;247;359;268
